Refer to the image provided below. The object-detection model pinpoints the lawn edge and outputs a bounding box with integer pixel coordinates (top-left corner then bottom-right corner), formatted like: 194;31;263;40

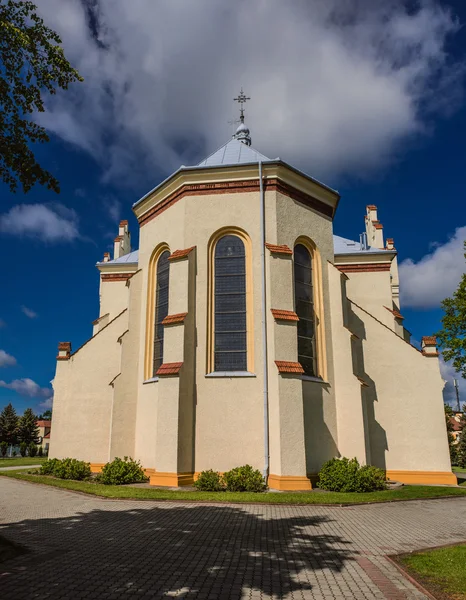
385;555;439;600
2;471;466;507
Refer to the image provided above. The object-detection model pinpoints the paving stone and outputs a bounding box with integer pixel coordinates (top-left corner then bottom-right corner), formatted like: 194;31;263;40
0;479;465;599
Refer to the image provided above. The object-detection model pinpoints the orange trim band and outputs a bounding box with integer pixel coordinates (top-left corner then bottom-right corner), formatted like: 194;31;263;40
336;263;391;273
268;474;312;491
386;470;457;486
101;273;134;282
149;472;194;487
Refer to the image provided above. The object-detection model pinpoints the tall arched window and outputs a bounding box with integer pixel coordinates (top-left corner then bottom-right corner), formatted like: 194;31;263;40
214;235;247;371
294;243;317;377
153;250;170;375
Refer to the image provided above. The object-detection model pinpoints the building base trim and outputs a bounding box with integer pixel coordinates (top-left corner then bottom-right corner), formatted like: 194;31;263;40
149;471;195;487
268;474;312;491
90;463;105;473
386;470;457;486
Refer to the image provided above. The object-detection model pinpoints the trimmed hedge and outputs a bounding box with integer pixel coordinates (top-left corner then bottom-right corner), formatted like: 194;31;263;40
318;457;386;492
99;457;148;485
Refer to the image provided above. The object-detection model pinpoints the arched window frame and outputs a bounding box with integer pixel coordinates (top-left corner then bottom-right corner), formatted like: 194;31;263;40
293;236;326;380
144;243;170;380
207;227;254;374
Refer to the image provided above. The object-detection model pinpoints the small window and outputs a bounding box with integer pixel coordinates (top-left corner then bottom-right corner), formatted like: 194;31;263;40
294;243;317;376
153;250;170;375
214;235;247;371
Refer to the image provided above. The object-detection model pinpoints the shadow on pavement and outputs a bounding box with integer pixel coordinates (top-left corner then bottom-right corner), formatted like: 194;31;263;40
0;503;355;599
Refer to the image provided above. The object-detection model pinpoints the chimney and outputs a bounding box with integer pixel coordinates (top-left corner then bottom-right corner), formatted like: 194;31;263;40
103;252;110;262
113;220;131;260
365;205;384;249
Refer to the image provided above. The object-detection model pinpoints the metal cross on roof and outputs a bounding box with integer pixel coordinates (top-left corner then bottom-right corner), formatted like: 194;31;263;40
233;88;250;122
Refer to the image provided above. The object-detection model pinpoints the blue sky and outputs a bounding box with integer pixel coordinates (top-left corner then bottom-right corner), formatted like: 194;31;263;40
1;0;466;414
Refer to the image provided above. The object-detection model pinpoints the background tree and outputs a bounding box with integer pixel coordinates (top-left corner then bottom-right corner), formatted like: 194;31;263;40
457;405;466;468
444;404;458;465
437;242;466;378
18;407;40;444
0;0;83;193
0;403;19;445
38;408;52;420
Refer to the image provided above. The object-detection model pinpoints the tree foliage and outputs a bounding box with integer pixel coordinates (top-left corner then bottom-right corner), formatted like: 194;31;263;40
457;406;466;468
437;242;466;378
38;408;52;420
18;407;39;444
0;0;83;193
0;402;19;445
445;404;457;465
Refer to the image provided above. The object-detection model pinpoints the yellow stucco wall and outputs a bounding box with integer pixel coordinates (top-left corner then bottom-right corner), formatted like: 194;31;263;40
50;309;128;463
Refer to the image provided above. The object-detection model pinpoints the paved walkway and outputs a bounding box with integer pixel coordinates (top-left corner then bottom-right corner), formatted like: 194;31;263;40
0;464;42;471
0;479;465;599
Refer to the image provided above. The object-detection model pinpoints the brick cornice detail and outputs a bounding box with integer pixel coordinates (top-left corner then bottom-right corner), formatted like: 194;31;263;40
168;247;195;262
156;362;183;376
101;273;133;282
138;178;334;226
271;309;299;322
265;243;293;256
336;263;391;273
162;313;188;325
275;361;305;374
422;335;437;346
384;306;404;320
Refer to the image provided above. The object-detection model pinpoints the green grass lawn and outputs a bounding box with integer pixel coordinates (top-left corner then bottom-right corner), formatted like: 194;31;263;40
0;457;46;467
2;470;466;504
397;545;466;599
453;466;466;474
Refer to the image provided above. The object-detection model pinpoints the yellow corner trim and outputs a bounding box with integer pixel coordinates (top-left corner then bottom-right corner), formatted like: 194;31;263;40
386;470;458;486
149;472;194;487
90;463;105;473
268;474;312;491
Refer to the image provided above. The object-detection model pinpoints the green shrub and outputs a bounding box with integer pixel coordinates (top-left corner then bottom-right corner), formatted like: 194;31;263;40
40;458;91;480
0;441;7;457
318;457;386;492
99;457;148;485
39;458;61;475
223;465;266;492
12;450;17;456
38;446;43;457
194;469;225;491
19;441;27;457
28;442;37;458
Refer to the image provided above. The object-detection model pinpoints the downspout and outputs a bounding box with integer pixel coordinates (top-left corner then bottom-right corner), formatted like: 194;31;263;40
259;160;270;482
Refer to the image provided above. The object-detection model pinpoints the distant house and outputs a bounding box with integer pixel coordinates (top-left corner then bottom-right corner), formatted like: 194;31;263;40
449;413;464;443
37;420;51;453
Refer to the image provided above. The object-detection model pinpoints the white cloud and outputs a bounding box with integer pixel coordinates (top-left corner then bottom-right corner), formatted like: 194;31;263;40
21;306;38;319
0;350;17;368
33;0;463;185
38;396;54;410
399;227;466;308
439;356;466;409
0;378;53;399
0;204;80;243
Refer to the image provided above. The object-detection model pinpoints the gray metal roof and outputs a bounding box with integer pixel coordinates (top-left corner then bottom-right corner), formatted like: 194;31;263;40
97;249;139;266
97;237;391;267
333;235;391;255
197;138;272;167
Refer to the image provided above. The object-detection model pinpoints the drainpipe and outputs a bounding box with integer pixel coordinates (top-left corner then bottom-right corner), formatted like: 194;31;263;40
259;160;270;482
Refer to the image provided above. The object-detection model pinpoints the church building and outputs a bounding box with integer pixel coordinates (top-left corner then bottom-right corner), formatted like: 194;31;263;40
50;97;455;489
